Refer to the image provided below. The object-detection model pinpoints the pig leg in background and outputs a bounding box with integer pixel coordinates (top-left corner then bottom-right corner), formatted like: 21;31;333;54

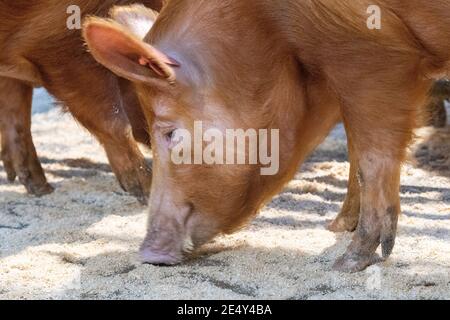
426;81;449;128
427;99;447;128
0;77;53;195
327;133;360;232
59;76;152;204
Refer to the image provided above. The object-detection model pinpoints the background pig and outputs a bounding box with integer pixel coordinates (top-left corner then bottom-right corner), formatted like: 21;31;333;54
84;0;450;272
0;0;163;202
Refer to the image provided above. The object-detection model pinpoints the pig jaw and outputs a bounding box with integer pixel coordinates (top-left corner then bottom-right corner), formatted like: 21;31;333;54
139;207;220;265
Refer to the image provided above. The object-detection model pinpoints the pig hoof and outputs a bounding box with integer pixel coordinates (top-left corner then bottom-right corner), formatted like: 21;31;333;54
127;185;148;205
333;251;382;273
327;215;358;233
117;167;151;204
27;182;55;196
2;159;17;182
139;248;182;266
118;178;149;204
6;171;17;183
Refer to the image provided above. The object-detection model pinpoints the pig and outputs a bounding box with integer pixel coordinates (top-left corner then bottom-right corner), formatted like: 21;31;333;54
0;0;164;202
83;0;450;272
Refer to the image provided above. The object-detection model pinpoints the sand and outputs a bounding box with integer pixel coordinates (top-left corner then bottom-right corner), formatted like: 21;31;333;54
0;94;449;300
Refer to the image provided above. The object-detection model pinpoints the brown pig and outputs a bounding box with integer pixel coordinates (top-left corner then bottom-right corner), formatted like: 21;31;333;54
0;0;164;201
84;0;450;272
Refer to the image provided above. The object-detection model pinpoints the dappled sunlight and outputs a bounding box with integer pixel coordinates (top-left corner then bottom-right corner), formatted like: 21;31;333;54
0;248;82;299
1;102;449;299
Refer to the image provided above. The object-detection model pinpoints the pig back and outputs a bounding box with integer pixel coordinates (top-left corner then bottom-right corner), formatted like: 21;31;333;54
0;0;163;74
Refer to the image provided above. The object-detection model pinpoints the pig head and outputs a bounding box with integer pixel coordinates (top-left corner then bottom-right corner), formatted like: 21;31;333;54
84;0;450;271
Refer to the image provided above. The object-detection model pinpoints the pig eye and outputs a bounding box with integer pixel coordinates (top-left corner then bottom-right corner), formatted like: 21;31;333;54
165;130;176;141
158;124;181;149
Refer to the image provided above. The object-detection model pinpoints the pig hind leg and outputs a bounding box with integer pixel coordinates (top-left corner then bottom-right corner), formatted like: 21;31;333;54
0;77;53;195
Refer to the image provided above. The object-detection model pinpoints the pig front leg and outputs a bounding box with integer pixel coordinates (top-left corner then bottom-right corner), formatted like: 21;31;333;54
331;111;408;272
0;77;53;195
327;57;432;272
327;133;360;233
60;77;152;204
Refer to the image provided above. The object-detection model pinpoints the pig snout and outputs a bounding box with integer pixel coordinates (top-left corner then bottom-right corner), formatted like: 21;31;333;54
139;230;193;266
139;215;192;265
139;205;220;266
139;244;185;266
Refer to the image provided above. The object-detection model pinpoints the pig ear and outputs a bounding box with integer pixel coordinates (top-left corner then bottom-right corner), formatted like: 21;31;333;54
83;18;178;84
109;4;158;39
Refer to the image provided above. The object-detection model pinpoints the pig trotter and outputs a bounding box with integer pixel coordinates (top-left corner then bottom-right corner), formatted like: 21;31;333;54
333;217;379;272
333;206;399;272
327;213;359;233
115;163;152;204
1;133;54;196
103;138;152;204
17;169;54;196
333;250;382;273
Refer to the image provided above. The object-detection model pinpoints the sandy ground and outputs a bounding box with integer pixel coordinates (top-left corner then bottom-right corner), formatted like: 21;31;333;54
0;92;449;300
